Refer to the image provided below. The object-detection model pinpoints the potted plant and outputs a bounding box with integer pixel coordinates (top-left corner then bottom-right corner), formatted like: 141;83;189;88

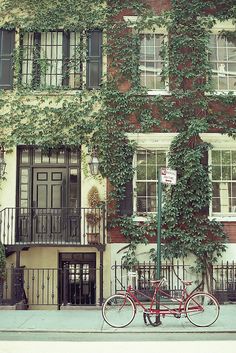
86;186;101;244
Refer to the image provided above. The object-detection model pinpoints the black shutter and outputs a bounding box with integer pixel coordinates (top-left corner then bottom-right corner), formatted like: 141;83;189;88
32;32;41;88
119;180;133;216
0;29;15;89
62;31;70;87
86;30;102;89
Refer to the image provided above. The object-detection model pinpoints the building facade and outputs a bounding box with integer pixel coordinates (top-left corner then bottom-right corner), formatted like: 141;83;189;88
0;0;235;308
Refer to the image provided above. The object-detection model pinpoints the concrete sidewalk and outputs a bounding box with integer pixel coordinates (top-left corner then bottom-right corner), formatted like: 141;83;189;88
0;305;236;333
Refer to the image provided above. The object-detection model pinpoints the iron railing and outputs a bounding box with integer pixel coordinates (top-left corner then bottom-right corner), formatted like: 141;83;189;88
0;262;236;308
0;206;106;246
113;261;236;303
213;261;236;302
0;266;102;307
112;260;197;298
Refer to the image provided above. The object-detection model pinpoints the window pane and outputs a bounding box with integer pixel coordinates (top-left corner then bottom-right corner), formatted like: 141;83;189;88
0;59;12;85
136;182;146;196
212;166;221;180
139;33;165;90
136;149;166;213
137;197;146;213
147;198;156;212
212;150;221;164
222;166;231;180
208;34;236;91
211;150;236;214
147;166;156;180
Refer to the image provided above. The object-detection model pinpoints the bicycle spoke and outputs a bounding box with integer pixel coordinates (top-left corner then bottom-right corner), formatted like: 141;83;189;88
185;292;219;327
102;294;136;328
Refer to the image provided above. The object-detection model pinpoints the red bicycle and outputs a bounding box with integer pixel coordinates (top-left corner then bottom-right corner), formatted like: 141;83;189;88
102;274;220;328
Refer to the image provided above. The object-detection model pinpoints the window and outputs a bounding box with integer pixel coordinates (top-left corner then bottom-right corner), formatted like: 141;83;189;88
211;150;236;215
135;149;167;214
20;30;102;89
139;33;167;91
208;34;236;91
0;29;15;89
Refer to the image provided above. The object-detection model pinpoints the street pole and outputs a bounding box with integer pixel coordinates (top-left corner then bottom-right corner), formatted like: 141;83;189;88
155;170;162;326
157;170;162;280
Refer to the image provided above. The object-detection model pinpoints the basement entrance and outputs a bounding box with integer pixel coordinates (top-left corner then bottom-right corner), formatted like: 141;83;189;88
59;253;96;306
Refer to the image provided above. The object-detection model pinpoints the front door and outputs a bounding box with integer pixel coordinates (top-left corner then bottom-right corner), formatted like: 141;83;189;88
32;168;66;242
17;147;81;243
60;253;96;306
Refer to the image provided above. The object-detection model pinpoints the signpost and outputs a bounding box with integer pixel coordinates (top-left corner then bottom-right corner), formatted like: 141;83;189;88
155;168;177;326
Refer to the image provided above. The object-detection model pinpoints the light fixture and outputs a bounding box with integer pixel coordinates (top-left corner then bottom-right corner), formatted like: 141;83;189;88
88;148;99;176
0;146;6;179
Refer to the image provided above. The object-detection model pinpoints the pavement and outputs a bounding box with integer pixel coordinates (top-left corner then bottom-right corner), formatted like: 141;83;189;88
0;304;236;334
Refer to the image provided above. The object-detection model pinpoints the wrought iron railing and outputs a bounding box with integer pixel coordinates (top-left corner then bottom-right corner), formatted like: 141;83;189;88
112;260;196;298
0;206;106;246
213;261;236;302
0;266;102;307
113;261;236;303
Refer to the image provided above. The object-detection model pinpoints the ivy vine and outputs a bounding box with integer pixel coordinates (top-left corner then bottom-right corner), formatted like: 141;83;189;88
0;0;235;287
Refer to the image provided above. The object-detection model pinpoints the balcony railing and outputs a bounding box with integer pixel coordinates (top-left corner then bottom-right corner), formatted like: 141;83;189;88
0;207;106;246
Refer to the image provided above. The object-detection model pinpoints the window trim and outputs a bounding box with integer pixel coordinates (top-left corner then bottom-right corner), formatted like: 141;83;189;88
201;133;236;221
128;133;176;219
208;20;236;94
0;29;15;89
19;29;102;90
124;16;169;95
129;133;236;222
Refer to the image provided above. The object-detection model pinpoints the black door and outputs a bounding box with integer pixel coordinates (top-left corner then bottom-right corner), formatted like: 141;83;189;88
60;253;96;306
32;168;66;242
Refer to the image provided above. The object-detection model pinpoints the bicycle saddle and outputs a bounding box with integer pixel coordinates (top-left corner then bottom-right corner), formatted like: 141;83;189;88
182;280;193;286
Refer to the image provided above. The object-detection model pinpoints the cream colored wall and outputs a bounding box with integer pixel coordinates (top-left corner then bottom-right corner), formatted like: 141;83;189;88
0;148;17;209
81;146;106;208
0;146;106;211
7;246;108;307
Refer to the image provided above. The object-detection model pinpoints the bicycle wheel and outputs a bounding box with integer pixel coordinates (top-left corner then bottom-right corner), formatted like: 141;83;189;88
102;294;136;328
185;292;220;327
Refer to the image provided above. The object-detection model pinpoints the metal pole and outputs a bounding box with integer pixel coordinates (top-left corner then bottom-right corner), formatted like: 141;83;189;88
157;170;162;280
155;170;162;326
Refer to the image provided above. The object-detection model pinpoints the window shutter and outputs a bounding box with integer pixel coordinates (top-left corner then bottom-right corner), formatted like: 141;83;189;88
0;29;14;89
119;180;133;216
86;30;102;89
32;32;41;88
62;31;70;87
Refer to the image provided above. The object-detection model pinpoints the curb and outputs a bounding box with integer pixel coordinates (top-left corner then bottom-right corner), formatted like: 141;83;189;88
0;329;236;334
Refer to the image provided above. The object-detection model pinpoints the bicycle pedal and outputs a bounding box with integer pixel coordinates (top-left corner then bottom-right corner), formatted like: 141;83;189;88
174;314;181;318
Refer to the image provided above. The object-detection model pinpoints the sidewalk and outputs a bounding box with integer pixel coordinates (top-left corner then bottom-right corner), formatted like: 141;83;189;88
0;305;236;333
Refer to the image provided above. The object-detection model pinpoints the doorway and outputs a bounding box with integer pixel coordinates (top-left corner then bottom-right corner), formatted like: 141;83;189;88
33;168;66;241
59;253;96;306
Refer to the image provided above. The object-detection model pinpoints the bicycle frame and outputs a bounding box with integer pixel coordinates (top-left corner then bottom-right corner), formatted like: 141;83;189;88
119;281;193;317
102;274;220;328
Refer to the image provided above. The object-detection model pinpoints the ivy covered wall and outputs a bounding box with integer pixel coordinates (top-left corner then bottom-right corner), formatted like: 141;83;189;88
0;0;235;283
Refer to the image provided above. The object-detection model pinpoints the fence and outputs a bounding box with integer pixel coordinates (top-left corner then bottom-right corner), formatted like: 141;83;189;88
113;260;199;299
113;261;236;303
213;261;236;302
0;261;235;308
0;206;106;246
0;266;102;308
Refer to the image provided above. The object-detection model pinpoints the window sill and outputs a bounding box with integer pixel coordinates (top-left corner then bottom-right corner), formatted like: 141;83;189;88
133;215;236;223
11;88;101;96
147;90;170;96
210;216;236;222
205;91;236;96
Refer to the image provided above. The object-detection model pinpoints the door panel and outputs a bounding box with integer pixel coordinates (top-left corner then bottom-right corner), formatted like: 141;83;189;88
33;168;66;242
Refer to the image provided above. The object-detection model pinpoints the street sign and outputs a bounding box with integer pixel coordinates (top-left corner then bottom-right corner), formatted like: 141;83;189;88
161;168;177;185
